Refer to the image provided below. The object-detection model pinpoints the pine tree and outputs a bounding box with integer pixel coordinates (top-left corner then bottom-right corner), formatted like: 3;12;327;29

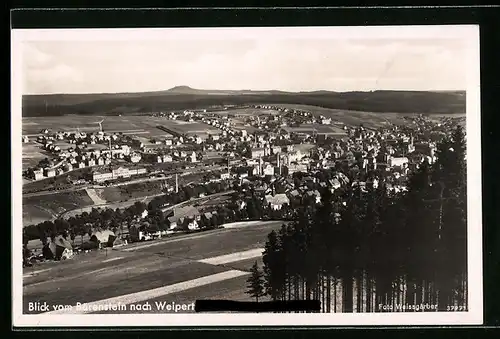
246;261;265;302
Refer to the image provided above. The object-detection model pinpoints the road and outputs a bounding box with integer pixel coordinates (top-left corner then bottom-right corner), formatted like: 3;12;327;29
22;220;285;314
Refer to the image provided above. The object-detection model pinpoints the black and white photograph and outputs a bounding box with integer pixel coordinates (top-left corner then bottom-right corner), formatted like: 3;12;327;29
11;25;482;326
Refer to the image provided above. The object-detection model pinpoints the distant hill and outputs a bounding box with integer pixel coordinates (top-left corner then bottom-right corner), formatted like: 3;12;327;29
22;87;466;117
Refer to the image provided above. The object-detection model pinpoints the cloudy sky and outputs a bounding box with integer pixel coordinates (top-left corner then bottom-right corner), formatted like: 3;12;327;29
21;31;468;94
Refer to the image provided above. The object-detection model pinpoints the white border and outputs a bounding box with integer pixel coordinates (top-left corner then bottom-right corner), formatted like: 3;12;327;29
11;25;482;327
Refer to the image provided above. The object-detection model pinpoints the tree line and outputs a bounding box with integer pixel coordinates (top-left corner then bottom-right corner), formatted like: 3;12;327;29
258;126;467;312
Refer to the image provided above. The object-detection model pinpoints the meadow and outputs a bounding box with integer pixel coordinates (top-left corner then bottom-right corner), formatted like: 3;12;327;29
22;89;466;117
283;124;347;135
22;115;219;137
23;190;94;226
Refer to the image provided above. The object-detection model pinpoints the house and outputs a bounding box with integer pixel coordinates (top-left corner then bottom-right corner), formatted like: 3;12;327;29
306;190;322;204
162;155;173;162
287;163;308;175
90;230;117;248
388;156;409;168
33;169;44;180
42;236;73;260
288;150;303;163
179;217;199;230
251;148;266;159
167;206;200;230
263;164;275;176
264;193;290;210
220;172;231;180
330;178;341;190
45;168;56;177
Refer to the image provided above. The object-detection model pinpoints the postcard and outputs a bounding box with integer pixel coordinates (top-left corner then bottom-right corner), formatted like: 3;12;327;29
12;25;482;327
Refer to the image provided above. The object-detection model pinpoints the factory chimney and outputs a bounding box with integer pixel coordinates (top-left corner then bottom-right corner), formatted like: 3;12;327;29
277;153;281;176
175;173;179;193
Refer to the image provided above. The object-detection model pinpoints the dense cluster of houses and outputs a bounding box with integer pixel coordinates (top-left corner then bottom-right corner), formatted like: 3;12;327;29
25;130;146;181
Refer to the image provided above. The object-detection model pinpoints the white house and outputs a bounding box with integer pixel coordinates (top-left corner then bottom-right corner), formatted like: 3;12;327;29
388;156;409;168
264;194;290;210
33;169;44;180
45;168;56;177
263;164;275;176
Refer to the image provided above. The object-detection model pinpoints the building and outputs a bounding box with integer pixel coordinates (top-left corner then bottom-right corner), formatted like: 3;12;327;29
129;153;142;163
251;148;266;159
45;168;56;177
43;236;74;260
288;150;303;163
220;172;231;180
264;194;290;210
272;146;282;154
90;230;117;248
167;206;200;230
388;156;409;168
33;169;44;180
189;152;198;163
287;163;308;175
263;164;275;176
91;167;147;183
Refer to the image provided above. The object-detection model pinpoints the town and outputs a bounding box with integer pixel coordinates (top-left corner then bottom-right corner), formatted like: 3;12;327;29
22;104;464;265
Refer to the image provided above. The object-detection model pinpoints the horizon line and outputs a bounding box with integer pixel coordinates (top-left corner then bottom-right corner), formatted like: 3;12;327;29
22;86;467;96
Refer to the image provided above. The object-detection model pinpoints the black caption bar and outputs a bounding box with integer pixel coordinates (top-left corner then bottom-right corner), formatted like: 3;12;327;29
195;300;320;313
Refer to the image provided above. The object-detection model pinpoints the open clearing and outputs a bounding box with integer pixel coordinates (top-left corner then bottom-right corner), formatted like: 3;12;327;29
283;123;347;136
22;181;167;226
22;115;219;138
263;103;464;129
212;107;281;116
23;190;94;226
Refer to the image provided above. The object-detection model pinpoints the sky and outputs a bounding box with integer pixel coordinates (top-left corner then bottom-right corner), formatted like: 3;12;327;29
21;32;469;95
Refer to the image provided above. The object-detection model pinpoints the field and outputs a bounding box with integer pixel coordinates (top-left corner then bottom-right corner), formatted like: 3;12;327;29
22;89;466;117
282;123;347;136
213;107;281;116
22;181;169;226
270;103;422;129
22;190;94;226
21;115;219;138
21;115;220;168
94;181;166;203
22;142;50;169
